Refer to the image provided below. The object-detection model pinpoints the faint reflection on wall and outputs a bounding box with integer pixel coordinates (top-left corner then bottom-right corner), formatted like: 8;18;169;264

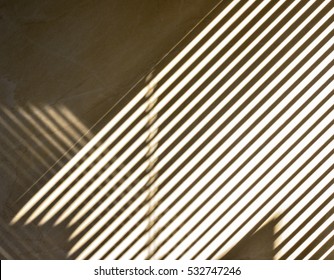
0;104;92;194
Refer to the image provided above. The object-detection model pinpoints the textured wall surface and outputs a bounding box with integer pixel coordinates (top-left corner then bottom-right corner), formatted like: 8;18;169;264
0;1;333;260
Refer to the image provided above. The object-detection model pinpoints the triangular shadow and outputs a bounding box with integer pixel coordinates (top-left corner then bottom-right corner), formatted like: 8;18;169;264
219;219;275;260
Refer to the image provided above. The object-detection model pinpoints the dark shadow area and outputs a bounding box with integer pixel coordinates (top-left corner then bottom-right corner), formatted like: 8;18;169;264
220;219;275;260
